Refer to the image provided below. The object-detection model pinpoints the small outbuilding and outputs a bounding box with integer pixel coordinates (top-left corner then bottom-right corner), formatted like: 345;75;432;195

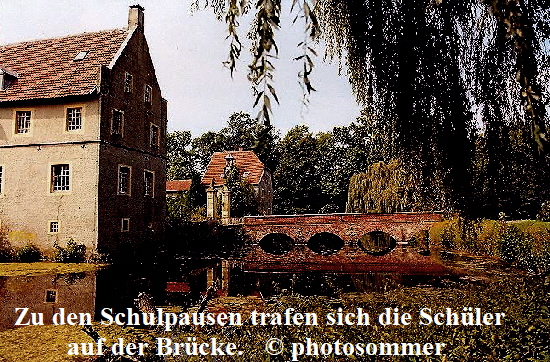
201;151;273;217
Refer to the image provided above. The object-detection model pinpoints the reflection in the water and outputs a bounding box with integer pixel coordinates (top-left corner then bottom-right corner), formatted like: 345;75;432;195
0;258;458;331
0;272;95;331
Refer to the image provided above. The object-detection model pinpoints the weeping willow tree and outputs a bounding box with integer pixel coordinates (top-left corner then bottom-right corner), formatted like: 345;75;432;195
196;0;550;216
346;160;424;214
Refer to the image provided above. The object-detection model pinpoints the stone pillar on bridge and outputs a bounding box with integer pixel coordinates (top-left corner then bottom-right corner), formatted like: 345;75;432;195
206;178;218;220
221;185;231;220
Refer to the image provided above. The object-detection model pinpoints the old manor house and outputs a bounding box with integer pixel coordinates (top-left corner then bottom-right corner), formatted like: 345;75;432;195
0;6;167;254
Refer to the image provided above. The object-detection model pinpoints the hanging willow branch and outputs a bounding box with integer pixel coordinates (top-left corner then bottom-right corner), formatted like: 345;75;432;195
292;0;321;108
481;0;548;151
246;0;282;126
222;0;245;76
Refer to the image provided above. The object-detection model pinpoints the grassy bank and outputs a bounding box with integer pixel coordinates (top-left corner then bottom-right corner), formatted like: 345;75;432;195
0;263;105;277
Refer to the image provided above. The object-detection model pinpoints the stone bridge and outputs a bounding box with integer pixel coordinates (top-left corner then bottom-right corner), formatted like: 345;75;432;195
241;212;442;245
224;212;450;276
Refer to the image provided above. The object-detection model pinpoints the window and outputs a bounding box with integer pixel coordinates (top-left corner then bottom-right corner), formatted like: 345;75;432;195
49;221;59;233
118;165;131;195
51;164;70;192
121;218;130;232
66;107;82;131
124;73;133;93
45;290;57;303
15;111;31;134
144;171;154;197
112;110;124;135
144;85;152;104
150;124;159;149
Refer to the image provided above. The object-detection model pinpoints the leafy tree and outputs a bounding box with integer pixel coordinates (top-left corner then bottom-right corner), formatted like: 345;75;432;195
166;174;206;221
317;111;388;211
191;112;279;172
224;164;258;217
347;160;423;213
167;130;197;180
273;125;323;214
191;130;229;172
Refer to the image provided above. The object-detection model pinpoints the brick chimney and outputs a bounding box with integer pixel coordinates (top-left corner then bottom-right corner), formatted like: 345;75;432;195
128;5;145;31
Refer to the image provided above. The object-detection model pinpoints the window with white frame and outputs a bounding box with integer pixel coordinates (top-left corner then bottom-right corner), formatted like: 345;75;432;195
66;107;82;131
15;111;31;134
49;221;59;233
118;165;131;195
124;73;133;93
121;218;130;232
144;170;154;197
144;85;152;104
150;124;159;149
112;110;124;135
51;164;70;192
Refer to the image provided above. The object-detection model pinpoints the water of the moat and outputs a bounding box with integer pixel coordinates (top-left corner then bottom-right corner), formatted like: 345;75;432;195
0;253;512;331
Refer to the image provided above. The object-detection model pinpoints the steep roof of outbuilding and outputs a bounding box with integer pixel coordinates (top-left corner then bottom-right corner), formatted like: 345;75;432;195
0;28;131;102
201;151;266;187
166;180;192;192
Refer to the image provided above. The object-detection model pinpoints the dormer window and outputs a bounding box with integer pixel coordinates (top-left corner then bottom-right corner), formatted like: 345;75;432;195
73;51;88;61
0;68;18;90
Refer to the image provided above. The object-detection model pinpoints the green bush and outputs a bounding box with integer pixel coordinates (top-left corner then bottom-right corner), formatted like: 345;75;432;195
16;244;42;262
430;218;550;273
537;200;550;221
54;239;86;263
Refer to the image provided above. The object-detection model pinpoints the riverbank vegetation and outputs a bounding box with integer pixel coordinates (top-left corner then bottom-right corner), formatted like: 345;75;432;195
430;219;550;273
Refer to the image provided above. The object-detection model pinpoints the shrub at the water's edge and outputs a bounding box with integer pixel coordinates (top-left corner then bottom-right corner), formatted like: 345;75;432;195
430;219;550;273
15;244;42;263
53;239;86;263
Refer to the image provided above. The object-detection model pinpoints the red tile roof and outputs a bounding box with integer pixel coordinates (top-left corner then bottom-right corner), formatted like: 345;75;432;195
166;180;192;192
201;151;265;187
0;28;130;102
